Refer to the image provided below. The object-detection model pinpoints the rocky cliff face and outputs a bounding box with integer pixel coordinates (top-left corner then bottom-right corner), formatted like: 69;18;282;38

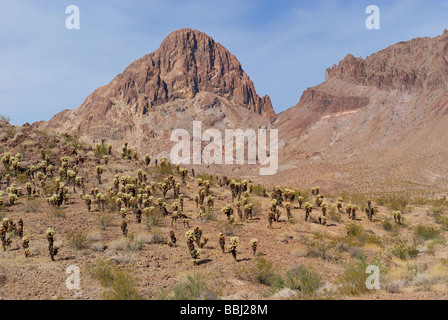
325;30;448;92
35;29;274;153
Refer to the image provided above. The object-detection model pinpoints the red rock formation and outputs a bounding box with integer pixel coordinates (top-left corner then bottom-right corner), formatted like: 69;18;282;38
326;30;448;92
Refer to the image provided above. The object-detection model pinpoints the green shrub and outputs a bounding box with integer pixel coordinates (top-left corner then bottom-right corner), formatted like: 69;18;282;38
91;259;142;300
253;184;268;197
337;254;382;296
415;224;444;242
66;229;90;250
236;256;278;286
284;265;323;295
98;213;113;230
158;274;218;300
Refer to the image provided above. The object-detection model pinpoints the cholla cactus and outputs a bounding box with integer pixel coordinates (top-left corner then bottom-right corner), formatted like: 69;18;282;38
179;194;184;212
222;204;234;220
96;166;105;184
16;218;23;238
219;233;226;253
45;227;58;261
185;230;200;265
183;218;190;228
193;226;203;247
285;202;293;222
228;237;239;261
244;203;254;220
250;238;258;256
0;223;11;251
337;197;344;213
393;211;402;225
267;207;275;229
145;154;151;166
315;195;323;207
298;196;304;208
136;209;142;224
84;195;92;211
121;219;128;237
199;236;209;249
304;202;313;221
169;230;177;247
120;208;127;219
22;236;30;257
171;211;179;228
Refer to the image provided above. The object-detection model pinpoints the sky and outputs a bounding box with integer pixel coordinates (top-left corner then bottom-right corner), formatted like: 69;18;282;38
0;0;447;125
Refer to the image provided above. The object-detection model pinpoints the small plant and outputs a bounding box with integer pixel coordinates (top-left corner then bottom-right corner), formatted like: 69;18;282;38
250;238;258;256
185;230;200;265
228;237;239;261
45;227;59;261
22;236;30;257
219;233;225;253
66;229;90;250
169;230;177;247
121;219;128;237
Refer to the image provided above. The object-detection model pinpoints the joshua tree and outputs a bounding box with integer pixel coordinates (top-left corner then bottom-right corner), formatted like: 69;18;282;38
228;237;239;261
219;233;226;253
185;230;200;265
45;227;58;261
250;239;258;256
169;230;177;247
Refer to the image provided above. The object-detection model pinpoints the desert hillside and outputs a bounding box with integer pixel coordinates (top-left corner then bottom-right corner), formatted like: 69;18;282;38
1;120;448;300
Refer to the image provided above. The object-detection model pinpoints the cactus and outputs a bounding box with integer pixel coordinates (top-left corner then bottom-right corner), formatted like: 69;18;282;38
304;202;313;221
22;236;30;257
169;230;177;247
393;211;402;225
285;202;293;222
222;204;234;221
185;230;200;265
121;219;128;237
193;226;203;247
45;227;58;261
228;237;239;261
219;232;226;253
250;238;258;256
199;237;209;249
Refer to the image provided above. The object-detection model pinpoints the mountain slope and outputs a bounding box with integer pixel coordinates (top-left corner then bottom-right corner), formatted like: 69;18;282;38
271;30;448;194
35;29;274;155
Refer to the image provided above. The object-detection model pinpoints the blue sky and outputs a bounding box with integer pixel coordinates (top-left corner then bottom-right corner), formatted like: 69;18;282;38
1;0;447;125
